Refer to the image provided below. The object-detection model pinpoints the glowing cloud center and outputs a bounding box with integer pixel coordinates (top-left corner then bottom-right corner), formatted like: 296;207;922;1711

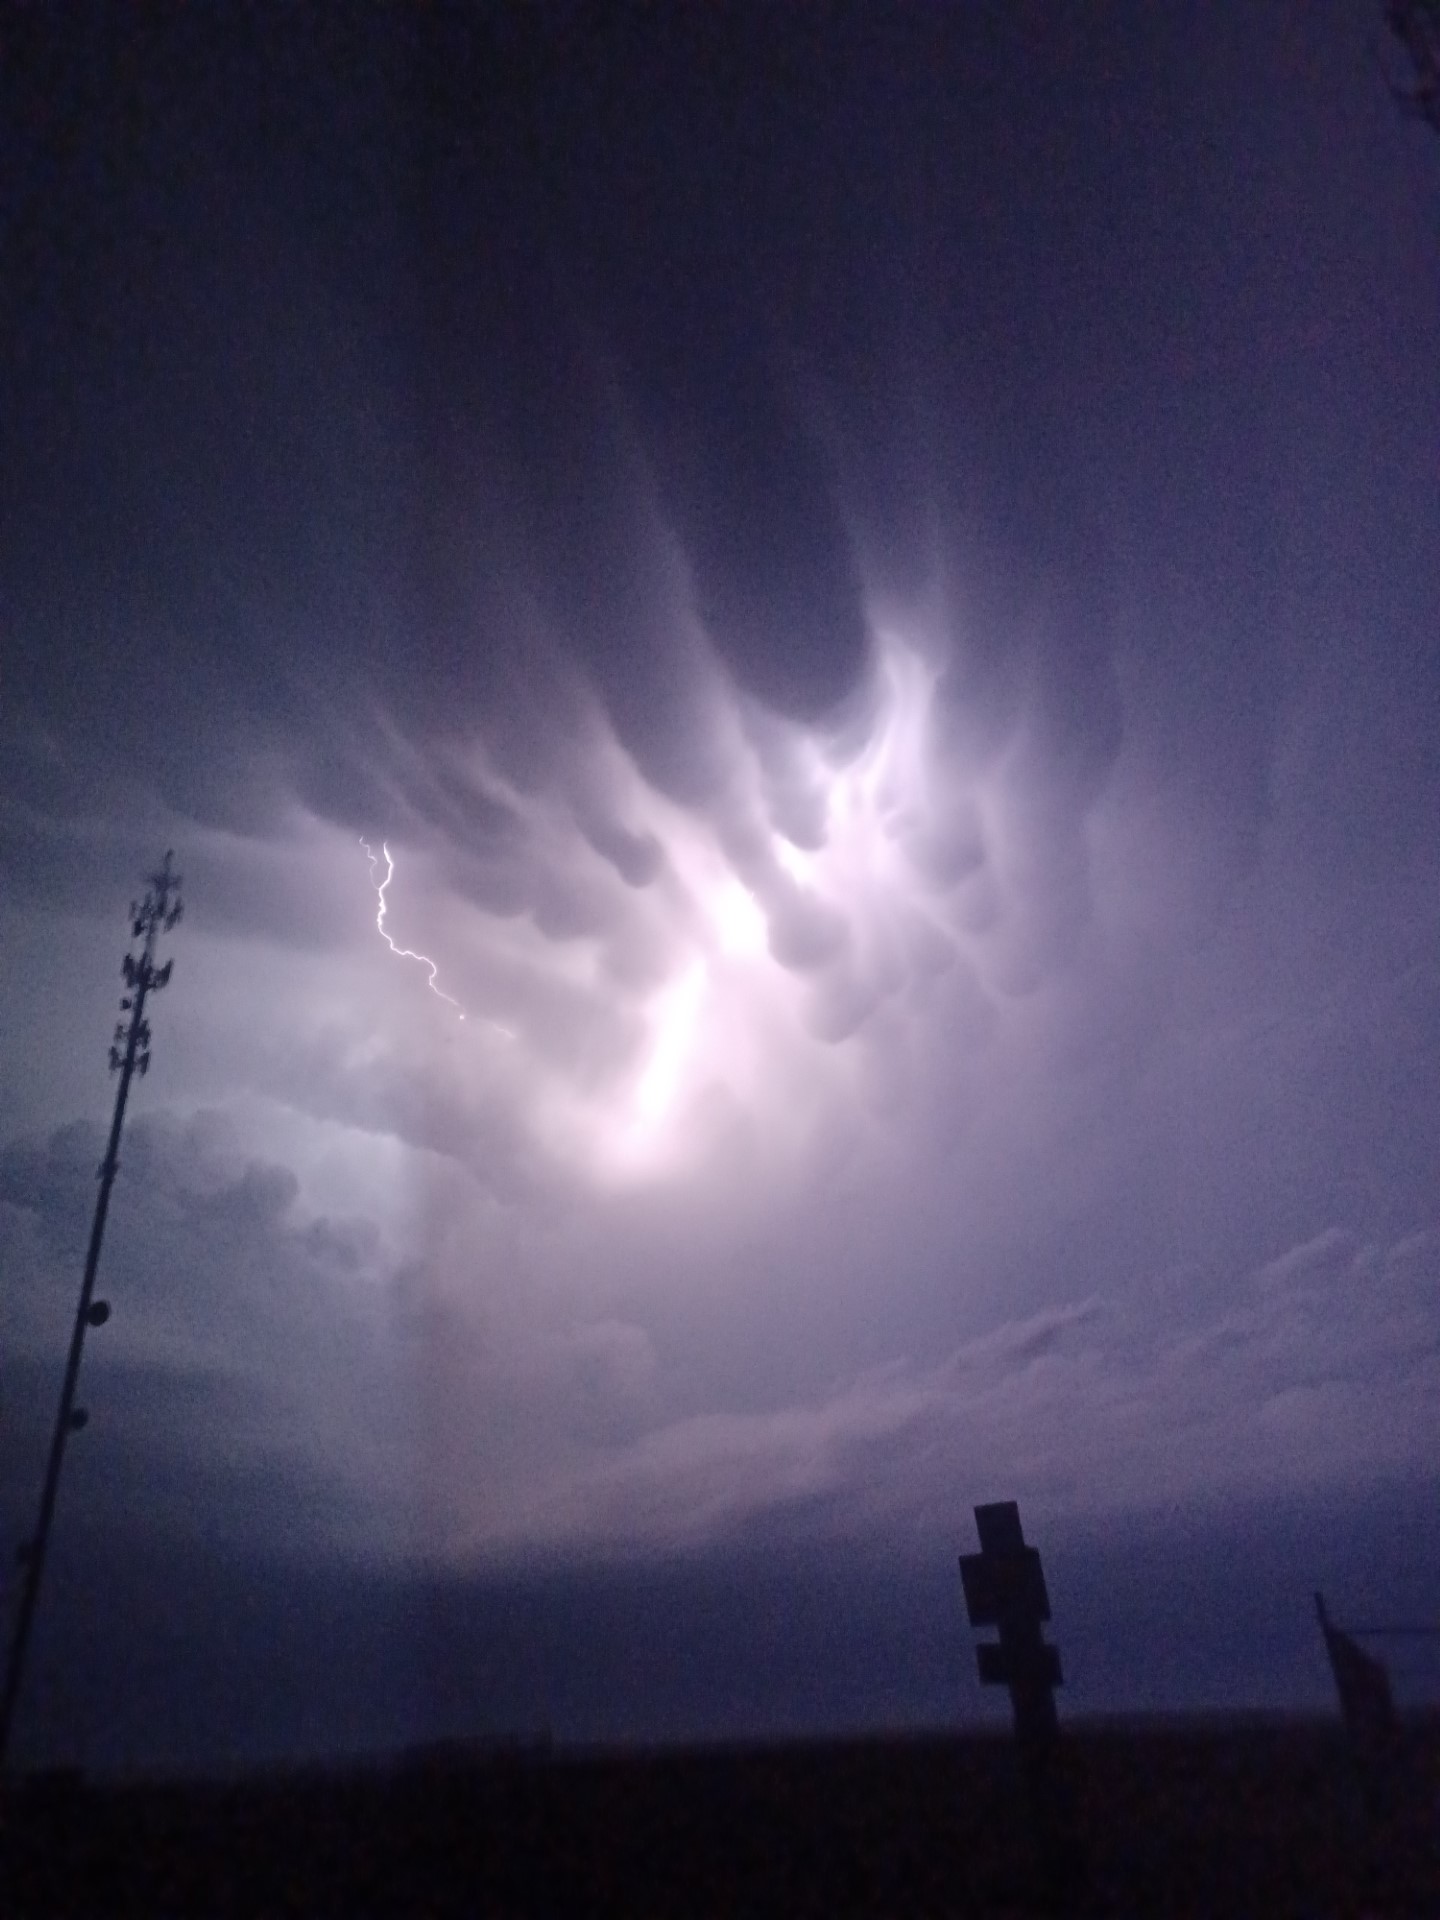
590;634;955;1178
350;636;968;1187
632;961;708;1127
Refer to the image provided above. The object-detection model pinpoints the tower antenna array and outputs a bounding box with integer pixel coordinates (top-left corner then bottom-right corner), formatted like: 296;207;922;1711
0;852;183;1775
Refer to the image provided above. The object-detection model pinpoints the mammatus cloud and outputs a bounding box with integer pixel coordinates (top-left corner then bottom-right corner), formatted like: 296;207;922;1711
319;621;1115;1196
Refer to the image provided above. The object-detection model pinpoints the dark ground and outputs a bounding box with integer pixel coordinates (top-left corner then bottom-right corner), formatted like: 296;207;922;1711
4;1715;1439;1917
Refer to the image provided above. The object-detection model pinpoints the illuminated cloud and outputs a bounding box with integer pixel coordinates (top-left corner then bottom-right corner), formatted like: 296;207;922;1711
2;2;1438;1767
322;624;1098;1196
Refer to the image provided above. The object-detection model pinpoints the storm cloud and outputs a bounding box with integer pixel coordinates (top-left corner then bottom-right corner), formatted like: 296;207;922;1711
1;4;1438;1770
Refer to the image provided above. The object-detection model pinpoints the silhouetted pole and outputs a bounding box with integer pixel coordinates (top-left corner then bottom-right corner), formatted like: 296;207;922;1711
961;1501;1083;1912
0;853;183;1778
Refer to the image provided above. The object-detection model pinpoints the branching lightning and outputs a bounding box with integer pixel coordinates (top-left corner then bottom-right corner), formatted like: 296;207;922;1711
360;838;466;1020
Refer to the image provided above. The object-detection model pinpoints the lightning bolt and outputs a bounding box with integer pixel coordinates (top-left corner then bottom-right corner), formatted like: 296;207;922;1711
360;838;466;1020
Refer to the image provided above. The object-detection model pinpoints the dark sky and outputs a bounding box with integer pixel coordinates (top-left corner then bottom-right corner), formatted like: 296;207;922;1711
2;3;1438;1776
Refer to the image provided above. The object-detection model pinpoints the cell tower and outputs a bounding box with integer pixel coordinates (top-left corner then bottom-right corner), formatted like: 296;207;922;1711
0;852;183;1776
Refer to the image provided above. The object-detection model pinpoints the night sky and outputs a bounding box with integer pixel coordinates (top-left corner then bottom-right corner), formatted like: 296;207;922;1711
2;4;1439;1778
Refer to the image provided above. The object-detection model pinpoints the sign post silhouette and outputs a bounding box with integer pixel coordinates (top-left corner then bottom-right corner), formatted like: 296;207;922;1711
961;1501;1082;1909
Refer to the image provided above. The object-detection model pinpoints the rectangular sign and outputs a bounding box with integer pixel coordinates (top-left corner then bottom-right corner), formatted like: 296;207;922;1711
976;1642;1063;1689
959;1546;1052;1626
